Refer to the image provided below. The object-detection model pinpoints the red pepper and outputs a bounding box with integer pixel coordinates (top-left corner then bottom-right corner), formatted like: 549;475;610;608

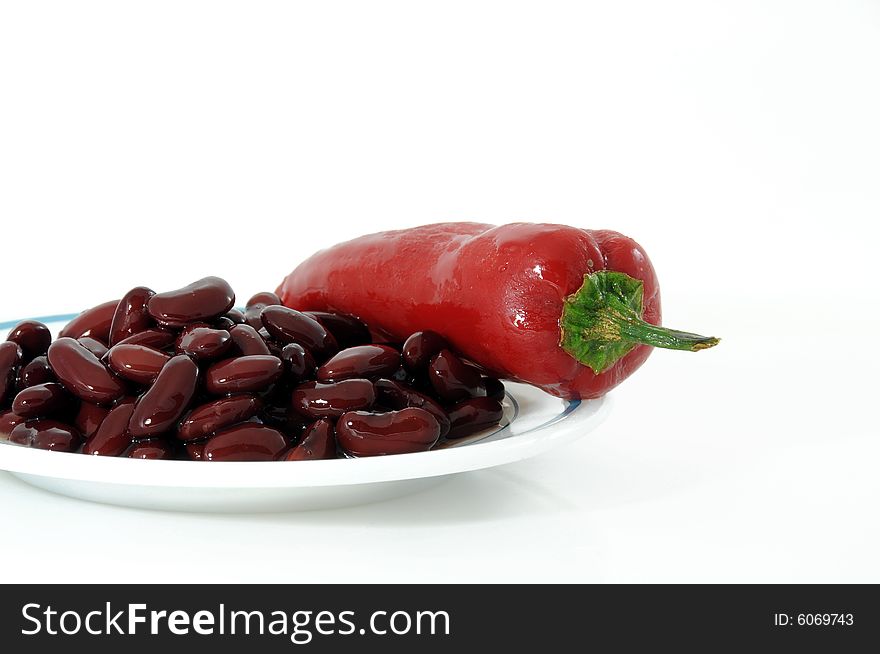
277;223;717;399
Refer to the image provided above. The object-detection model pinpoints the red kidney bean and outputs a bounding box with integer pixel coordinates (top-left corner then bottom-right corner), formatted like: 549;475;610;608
147;276;235;327
229;324;271;356
212;317;234;331
6;320;52;360
247;291;281;309
224;308;245;324
77;336;109;358
129;355;199;438
59;299;119;341
337;408;440;456
185;440;206;460
0;341;22;405
115;328;177;350
177;394;262;441
12;382;74;419
291;379;375;419
109;286;155;345
74;402;109;438
374;378;451;438
82;400;135;456
47;337;126;404
205;355;283;394
280;343;317;382
283;419;336;461
402;331;449;372
304;312;372;349
0;409;26;439
106;344;170;385
125;439;174;459
446;397;504;439
177;326;232;360
428;349;486;403
483;377;506;402
18;355;56;390
203;423;288;461
317;345;400;382
9;419;82;452
260;306;337;358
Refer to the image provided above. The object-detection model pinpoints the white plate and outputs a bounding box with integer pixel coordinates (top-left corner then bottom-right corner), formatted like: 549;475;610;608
0;314;610;513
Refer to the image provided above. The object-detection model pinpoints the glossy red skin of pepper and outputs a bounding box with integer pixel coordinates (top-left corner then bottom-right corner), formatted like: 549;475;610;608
277;222;660;400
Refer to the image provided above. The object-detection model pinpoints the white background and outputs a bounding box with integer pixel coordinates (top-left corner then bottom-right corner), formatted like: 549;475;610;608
0;0;878;582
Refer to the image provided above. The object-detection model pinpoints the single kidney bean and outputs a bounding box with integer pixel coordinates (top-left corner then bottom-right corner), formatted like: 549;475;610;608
185;440;206;460
82;400;135;456
109;286;155;345
283;419;336;461
115;327;177;350
18;356;56;390
203;423;288;461
6;320;52;360
280;343;317;382
304;311;371;349
229;324;271;356
0;409;26;440
128;354;199;438
177;394;262;441
260;306;337;358
74;402;109;438
317;345;400;382
106;344;170;384
374;378;450;438
59;299;119;341
224;308;245;324
337;408;440;456
77;336;109;358
147;276;235;327
483;377;505;402
12;382;74;419
47;337;126;404
0;341;22;405
428;349;486;403
402;331;450;372
9;419;82;452
205;355;283;394
291;379;375;419
177;326;232;360
446;397;504;439
125;439;174;459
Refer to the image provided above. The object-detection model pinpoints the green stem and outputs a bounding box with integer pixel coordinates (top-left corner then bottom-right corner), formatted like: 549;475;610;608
559;271;719;374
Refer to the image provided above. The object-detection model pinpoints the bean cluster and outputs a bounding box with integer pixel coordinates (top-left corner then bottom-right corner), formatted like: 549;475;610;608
0;277;505;461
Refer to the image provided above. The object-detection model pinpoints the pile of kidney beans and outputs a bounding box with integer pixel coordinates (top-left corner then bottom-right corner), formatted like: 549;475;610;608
0;277;505;461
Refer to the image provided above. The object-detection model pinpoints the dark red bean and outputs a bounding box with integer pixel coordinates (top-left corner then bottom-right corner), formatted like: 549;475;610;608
147;276;235;327
77;336;109;358
229;324;271;356
115;328;177;350
317;345;400;382
428;349;486;403
483;377;506;402
125;439;174;459
177;394;262;441
0;409;26;439
446;397;504;439
109;286;155;345
47;337;126;404
17;356;56;390
185;440;206;460
203;423;287;461
9;419;82;452
224;308;245;324
246;291;281;309
6;320;52;360
283;419;336;461
260;306;337;358
205;355;283;394
213;316;236;331
59;299;119;341
337;408;440;456
74;402;109;438
374;378;451;438
106;344;171;384
402;331;449;372
128;355;199;438
82;400;135;456
177;326;232;360
12;382;74;419
291;379;375;419
280;343;317;382
0;341;22;405
304;312;372;348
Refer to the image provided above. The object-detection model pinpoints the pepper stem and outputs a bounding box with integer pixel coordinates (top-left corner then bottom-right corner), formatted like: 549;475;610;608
559;271;719;374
